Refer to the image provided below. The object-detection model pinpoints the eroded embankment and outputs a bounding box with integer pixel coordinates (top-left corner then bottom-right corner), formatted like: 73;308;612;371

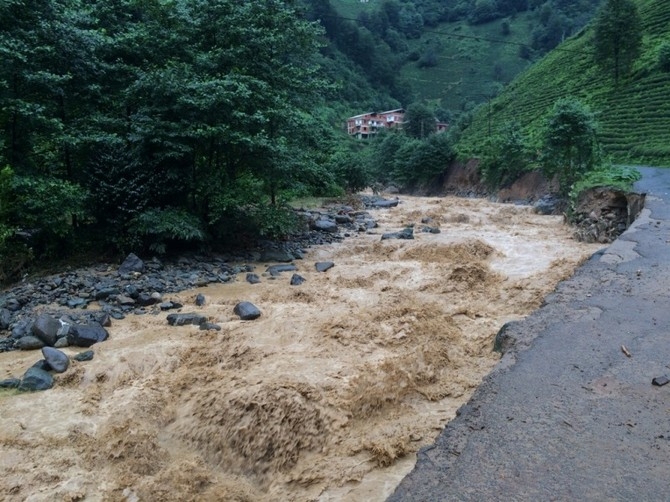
0;196;604;501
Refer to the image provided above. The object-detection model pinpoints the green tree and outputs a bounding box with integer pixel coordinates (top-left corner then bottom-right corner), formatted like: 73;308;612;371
479;121;532;188
404;103;437;139
593;0;642;83
541;97;600;194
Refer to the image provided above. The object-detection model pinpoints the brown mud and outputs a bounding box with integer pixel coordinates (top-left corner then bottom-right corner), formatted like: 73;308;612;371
0;196;604;501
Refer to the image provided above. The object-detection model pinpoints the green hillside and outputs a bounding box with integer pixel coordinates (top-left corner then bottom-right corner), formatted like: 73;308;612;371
457;0;670;166
399;16;534;111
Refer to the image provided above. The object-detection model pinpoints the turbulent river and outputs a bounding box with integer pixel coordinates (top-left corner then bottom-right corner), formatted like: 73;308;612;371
0;195;604;501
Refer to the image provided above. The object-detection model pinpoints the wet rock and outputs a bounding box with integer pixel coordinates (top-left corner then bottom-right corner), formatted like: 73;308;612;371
95;287;120;300
73;350;94;362
246;273;261;284
42;347;69;373
422;226;441;234
54;337;69;348
32;359;51;371
195;294;206;306
19;367;53;391
32;314;61;346
124;284;140;299
312;219;339;233
67;298;87;309
5;298;22;312
16;336;45;351
67;323;109;347
371;198;399;208
0;378;21;389
290;274;306;286
119;253;145;275
136;292;159;307
334;214;353;224
166;313;207;326
534;195;562;215
267;264;298;276
315;262;334;273
234;302;261;321
0;338;16;352
652;375;669;387
199;322;222;331
494;321;520;354
260;248;295;263
116;294;136;306
381;227;414;240
0;308;12;330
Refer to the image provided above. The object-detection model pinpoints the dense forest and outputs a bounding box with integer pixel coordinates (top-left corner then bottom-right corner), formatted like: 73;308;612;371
3;0;662;283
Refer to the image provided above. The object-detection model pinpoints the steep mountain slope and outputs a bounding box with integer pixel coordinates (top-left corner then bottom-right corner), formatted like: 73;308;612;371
457;0;670;166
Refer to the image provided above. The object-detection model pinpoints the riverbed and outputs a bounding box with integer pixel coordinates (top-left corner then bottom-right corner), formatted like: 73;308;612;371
0;195;604;501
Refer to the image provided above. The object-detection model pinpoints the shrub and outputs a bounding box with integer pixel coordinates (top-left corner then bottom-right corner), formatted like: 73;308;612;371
129;208;206;254
658;41;670;72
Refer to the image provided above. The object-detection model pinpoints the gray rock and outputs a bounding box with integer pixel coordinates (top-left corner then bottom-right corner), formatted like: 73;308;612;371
42;347;70;373
32;314;61;346
54;337;69;348
335;214;353;224
372;199;399;208
19;367;54;391
246;273;261;284
199;322;222;331
260;248;295;262
195;294;206;306
116;294;136;305
67;298;87;309
136;292;159;306
67;323;109;347
422;226;441;234
73;350;94;362
31;359;51;371
315;261;334;273
95;287;120;300
534;195;561;215
381;227;414;240
234;302;261;321
0;378;21;389
119;252;145;274
266;264;298;276
312;219;339;233
290;274;306;286
16;336;45;350
0;308;12;330
166;313;207;326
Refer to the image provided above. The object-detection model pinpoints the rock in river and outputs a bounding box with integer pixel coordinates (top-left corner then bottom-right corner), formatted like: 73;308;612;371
234;302;261;321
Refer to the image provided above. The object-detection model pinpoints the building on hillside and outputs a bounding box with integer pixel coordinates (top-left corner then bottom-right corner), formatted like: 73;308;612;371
346;109;405;139
346;109;449;139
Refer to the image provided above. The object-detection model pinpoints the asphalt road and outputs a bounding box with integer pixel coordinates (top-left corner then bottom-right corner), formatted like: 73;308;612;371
389;167;670;501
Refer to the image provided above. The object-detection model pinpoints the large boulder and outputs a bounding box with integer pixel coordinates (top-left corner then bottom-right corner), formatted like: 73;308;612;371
67;323;109;347
234;302;261;321
312;219;339;233
42;347;70;373
16;336;45;351
118;253;145;275
19;367;54;391
32;314;61;346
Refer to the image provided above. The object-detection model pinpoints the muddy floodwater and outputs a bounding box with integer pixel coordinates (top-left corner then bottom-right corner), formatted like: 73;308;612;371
0;196;604;501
